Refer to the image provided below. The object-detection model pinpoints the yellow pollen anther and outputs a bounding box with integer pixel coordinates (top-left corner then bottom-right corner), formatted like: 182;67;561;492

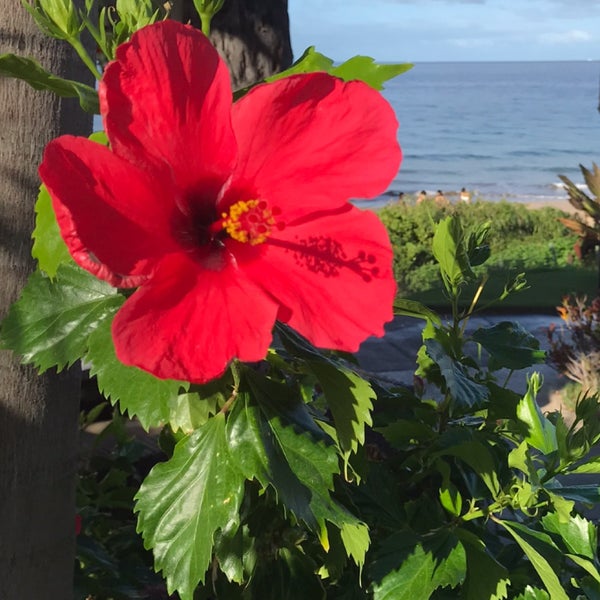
221;199;278;245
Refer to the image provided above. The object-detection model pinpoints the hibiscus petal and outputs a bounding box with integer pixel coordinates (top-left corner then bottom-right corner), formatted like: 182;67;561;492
40;136;179;286
225;73;401;215
112;253;280;382
101;20;236;201
243;204;396;351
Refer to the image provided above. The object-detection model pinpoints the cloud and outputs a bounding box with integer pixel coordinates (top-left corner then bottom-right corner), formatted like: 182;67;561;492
538;29;593;44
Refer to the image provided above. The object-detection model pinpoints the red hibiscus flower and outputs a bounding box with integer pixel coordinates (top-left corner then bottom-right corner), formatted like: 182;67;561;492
39;21;401;383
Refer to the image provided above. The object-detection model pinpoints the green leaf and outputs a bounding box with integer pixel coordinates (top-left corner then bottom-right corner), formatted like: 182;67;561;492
226;370;366;558
432;215;475;291
135;414;245;600
370;531;466;600
541;512;597;560
435;439;501;498
330;55;413;90
455;528;509;600
85;316;184;431
268;46;412;90
425;338;490;411
393;298;442;324
0;53;99;112
497;519;568;600
567;456;600;474
308;360;374;456
250;546;326;600
566;553;600;584
546;484;600;505
516;373;557;454
31;185;71;277
471;321;546;371
0;263;121;372
581;575;600;600
214;522;256;585
513;587;550;600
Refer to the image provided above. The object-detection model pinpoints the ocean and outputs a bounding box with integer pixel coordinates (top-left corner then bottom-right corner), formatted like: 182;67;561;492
356;60;600;209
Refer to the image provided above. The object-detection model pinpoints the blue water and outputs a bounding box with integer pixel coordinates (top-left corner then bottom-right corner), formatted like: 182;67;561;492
358;61;600;207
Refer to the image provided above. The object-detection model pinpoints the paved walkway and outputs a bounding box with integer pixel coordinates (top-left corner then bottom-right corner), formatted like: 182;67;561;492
356;313;568;411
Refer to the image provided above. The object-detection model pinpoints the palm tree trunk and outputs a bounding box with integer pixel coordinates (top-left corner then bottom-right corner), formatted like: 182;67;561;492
172;0;293;89
0;3;93;597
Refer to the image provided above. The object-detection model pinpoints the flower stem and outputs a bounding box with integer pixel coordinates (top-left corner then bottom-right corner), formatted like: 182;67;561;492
70;37;101;81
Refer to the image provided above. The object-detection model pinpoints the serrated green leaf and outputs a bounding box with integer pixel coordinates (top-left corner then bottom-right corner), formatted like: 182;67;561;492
0;53;99;112
330;55;413;90
168;392;219;433
135;414;245;600
516;373;557;454
455;528;509;600
31;184;71;277
425;338;489;411
0;263;121;372
497;519;568;600
214;522;256;585
267;46;412;90
370;531;466;600
541;512;597;559
85;316;184;430
471;321;546;371
226;370;364;553
513;587;550;600
308;360;374;456
340;521;371;575
432;215;475;291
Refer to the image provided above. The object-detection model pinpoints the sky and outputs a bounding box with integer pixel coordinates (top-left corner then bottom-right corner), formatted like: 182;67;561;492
288;0;600;62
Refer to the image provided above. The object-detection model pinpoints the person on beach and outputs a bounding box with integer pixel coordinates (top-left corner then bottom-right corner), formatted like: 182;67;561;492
397;191;405;204
435;190;448;207
460;187;471;203
416;190;427;204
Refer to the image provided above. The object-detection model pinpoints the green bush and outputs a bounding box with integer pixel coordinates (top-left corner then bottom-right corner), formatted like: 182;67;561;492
379;199;579;294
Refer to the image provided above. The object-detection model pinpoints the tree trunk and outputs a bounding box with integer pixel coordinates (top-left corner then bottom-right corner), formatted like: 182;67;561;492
173;0;293;89
0;5;93;598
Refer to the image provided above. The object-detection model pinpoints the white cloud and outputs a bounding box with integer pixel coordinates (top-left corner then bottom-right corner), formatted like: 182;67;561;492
538;29;593;44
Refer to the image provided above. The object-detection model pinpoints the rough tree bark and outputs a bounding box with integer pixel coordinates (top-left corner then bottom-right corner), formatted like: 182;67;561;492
173;0;293;89
0;4;92;598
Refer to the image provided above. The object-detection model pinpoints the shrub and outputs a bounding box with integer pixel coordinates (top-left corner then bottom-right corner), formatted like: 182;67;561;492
378;200;579;295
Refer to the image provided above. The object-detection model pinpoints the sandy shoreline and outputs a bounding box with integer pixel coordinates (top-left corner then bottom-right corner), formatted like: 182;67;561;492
521;198;578;215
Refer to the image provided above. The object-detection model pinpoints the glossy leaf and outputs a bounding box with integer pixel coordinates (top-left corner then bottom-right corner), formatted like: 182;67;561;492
31;184;71;277
226;371;365;553
513;587;550;600
393;298;442;324
425;338;489;411
516;373;557;454
455;528;509;600
471;321;546;371
541;512;597;560
370;531;466;600
135;414;245;600
308;360;374;456
497;520;568;600
432;215;474;291
0;53;99;112
0;263;121;372
85;316;184;430
268;46;412;90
